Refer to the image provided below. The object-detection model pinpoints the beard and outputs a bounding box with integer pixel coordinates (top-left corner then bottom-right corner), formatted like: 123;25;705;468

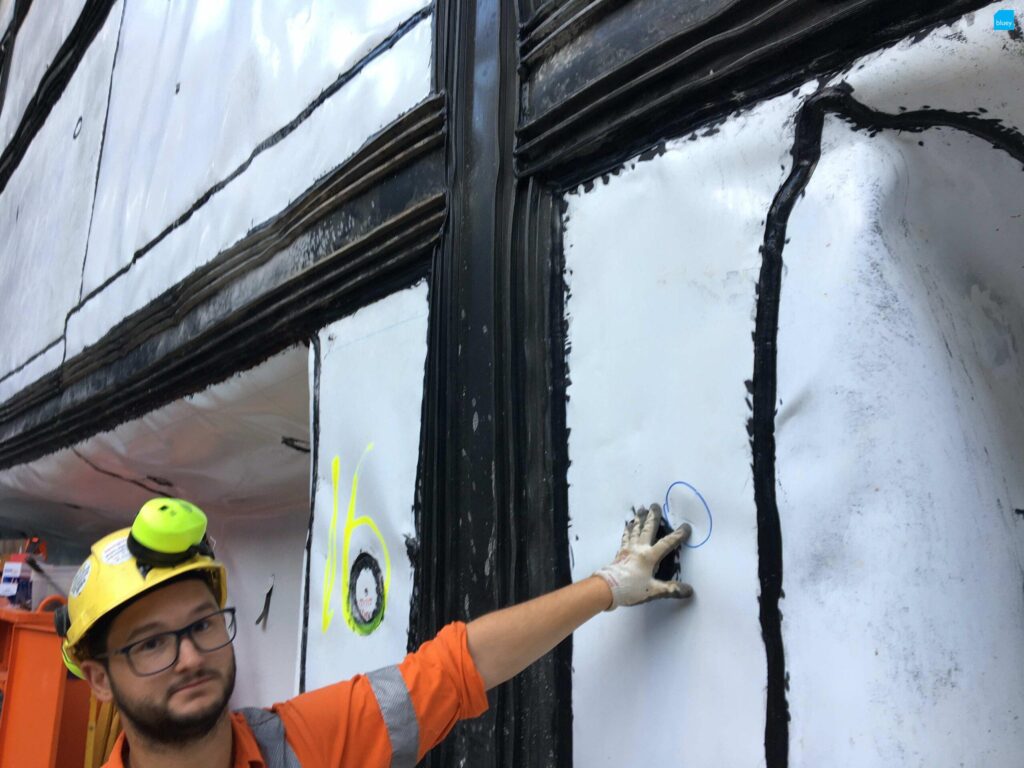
109;655;236;746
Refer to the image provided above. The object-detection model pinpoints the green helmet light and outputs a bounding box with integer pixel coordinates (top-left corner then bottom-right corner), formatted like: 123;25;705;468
128;498;213;566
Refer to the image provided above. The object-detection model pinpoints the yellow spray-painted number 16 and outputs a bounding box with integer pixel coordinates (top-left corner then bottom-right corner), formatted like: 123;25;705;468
321;443;392;636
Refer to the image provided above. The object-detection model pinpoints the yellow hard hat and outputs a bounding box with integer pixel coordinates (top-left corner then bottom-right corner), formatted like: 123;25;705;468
55;498;227;678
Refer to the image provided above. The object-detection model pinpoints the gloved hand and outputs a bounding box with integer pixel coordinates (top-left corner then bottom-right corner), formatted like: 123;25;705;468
594;503;693;610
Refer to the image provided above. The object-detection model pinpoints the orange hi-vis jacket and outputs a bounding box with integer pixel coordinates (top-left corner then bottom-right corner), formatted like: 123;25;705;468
103;622;489;767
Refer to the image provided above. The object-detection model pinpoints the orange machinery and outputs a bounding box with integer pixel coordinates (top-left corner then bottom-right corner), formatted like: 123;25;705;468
0;596;91;767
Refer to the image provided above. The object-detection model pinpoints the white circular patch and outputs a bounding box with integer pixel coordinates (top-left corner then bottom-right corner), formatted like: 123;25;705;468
101;537;132;565
70;560;91;597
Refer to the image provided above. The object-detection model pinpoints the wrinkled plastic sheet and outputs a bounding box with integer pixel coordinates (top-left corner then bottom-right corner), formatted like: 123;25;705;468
0;0;88;151
67;9;432;364
0;2;120;392
81;0;430;297
564;88;797;768
0;1;14;41
563;8;1023;765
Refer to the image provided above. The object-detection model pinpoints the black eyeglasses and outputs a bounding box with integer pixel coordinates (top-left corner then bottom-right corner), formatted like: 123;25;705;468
97;607;237;676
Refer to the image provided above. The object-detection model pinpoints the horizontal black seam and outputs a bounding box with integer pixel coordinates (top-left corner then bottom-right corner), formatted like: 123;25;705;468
75;4;434;310
0;336;62;385
0;96;444;425
517;0;871;153
60;102;444;387
0;207;443;469
514;0;993;183
519;0;631;66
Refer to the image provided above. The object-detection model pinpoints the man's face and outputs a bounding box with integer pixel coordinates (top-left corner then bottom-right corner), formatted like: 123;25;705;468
82;577;236;745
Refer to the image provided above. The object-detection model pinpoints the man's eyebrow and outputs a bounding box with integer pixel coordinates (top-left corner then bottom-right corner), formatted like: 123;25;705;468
124;621;168;644
122;602;220;644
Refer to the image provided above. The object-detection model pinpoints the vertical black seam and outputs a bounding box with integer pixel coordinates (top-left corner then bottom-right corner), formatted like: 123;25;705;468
76;0;126;309
753;81;1024;768
299;333;322;694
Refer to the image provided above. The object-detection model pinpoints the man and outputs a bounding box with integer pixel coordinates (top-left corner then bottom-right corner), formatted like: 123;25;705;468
58;497;693;767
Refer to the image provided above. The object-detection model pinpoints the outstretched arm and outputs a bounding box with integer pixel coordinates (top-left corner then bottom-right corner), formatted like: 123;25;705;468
466;503;692;691
466;576;611;691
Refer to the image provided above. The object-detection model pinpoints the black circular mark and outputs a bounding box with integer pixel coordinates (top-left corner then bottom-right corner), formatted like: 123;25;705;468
73;117;83;139
348;552;385;634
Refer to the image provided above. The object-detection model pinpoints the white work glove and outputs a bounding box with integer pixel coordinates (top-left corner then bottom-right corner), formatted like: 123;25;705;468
594;503;693;610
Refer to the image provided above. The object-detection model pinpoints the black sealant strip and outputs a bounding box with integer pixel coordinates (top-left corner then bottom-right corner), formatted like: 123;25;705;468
0;336;61;385
76;5;434;311
77;0;127;308
71;447;165;496
0;97;444;428
515;0;993;184
753;82;1024;768
298;333;321;694
0;0;116;195
0;0;34;122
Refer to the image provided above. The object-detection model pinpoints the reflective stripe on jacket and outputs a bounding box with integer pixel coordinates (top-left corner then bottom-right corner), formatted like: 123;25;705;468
241;664;419;768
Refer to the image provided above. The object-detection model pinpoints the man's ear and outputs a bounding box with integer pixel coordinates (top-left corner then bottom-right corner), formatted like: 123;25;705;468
79;659;114;703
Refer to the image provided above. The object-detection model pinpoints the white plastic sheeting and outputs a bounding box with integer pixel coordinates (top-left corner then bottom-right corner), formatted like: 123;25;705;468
563;89;804;767
82;0;429;296
305;282;429;691
0;342;64;409
68;9;432;363
0;1;120;391
778;15;1024;765
216;510;308;708
563;8;1023;765
0;344;309;538
0;1;14;42
0;0;89;152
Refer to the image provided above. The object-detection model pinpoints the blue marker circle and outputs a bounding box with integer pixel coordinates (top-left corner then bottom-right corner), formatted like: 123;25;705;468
664;481;713;548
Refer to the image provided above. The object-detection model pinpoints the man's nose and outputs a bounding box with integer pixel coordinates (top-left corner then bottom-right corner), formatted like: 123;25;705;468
175;635;205;670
